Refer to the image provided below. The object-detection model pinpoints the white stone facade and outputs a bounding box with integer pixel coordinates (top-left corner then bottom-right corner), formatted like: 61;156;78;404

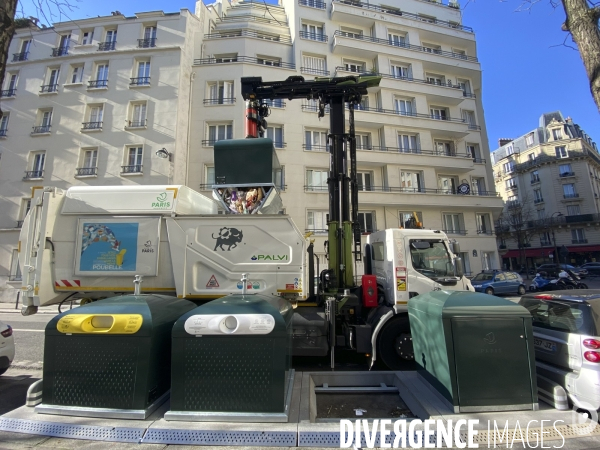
0;0;501;302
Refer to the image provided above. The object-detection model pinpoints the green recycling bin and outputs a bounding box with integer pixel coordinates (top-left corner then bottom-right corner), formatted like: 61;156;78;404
36;295;195;419
165;293;294;422
408;291;538;412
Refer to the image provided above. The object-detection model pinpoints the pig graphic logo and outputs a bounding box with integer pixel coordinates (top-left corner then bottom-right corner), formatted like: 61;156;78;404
212;227;243;251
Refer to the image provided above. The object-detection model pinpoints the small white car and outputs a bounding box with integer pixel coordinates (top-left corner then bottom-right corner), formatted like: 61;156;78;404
0;319;15;375
519;291;600;417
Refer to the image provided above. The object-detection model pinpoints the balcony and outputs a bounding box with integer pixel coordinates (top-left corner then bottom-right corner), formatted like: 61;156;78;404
76;167;98;176
303;144;330;152
51;46;69;57
477;228;493;235
572;239;588;244
194;56;295;69
506;184;518;191
23;170;44;179
126;119;147;128
0;89;16;98
530;176;540;184
330;0;473;32
300;67;330;76
507;200;521;209
263;99;286;108
81;122;103;131
98;41;116;51
559;171;575;177
203;98;236;105
204;30;292;44
31;125;51;134
12;52;28;62
138;38;157;48
121;165;142;174
299;31;328;42
39;84;58;93
332;31;477;62
563;193;579;199
88;79;108;89
130;77;150;86
304;185;328;192
216;13;288;27
443;229;468;235
299;0;326;8
472;157;486;164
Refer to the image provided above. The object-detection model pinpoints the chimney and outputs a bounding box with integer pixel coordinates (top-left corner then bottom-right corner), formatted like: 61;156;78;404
498;138;513;147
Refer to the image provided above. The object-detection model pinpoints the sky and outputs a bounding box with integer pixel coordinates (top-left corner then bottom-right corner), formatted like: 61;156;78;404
19;0;600;154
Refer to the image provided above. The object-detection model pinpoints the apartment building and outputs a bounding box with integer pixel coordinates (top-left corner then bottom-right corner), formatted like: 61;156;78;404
0;10;202;302
491;111;600;269
190;0;502;275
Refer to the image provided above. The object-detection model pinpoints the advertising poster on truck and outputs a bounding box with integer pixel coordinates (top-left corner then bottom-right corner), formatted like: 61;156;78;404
74;218;160;276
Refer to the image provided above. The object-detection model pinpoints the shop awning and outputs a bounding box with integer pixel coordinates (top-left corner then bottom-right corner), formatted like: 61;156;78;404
568;245;600;253
502;248;553;258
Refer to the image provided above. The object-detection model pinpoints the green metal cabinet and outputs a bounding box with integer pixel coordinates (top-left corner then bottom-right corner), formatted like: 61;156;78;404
166;294;294;422
214;138;281;186
408;291;538;412
37;295;195;419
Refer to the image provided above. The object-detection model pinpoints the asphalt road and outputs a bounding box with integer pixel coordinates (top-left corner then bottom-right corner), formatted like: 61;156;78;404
0;311;53;366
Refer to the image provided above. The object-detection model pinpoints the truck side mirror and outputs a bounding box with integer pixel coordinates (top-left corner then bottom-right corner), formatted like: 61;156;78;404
454;257;464;277
451;241;461;255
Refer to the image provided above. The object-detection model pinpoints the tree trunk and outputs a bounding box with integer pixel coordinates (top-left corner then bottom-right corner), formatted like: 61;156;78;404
561;0;600;114
0;0;19;118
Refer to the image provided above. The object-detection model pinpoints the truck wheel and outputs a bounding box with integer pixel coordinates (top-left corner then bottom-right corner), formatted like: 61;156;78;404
377;315;415;370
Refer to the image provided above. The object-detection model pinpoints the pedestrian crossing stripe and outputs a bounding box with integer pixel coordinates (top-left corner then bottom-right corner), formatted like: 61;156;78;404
206;275;219;288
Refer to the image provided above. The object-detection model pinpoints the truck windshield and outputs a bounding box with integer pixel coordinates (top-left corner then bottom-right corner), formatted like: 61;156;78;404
409;240;454;280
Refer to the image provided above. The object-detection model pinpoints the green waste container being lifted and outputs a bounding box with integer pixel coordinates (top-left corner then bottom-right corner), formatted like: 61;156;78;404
165;293;294;422
36;295;196;419
408;291;538;413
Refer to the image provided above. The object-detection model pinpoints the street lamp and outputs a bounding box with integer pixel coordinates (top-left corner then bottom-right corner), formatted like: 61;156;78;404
550;212;563;264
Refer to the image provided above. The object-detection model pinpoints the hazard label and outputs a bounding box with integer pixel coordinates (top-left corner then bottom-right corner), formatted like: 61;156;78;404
206;275;219;288
397;278;406;291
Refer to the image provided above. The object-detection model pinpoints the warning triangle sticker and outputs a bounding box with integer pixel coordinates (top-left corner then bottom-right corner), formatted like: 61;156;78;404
206;275;219;288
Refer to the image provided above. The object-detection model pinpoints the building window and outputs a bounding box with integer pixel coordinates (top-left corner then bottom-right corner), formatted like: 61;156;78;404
426;74;444;85
266;125;284;148
274;166;285;191
123;147;143;174
357;171;373;191
70;64;84;83
468;143;481;161
128;102;147;128
305;129;329;152
41;68;60;93
140;25;157;47
0;113;9;137
257;55;281;66
301;55;327;75
528;153;536;161
3;72;18;96
430;107;448;120
207;81;234;104
422;43;441;54
14;39;30;61
80;30;94;45
20;198;31;224
132;60;151;86
463;110;477;129
306;169;328;191
457;79;472;96
563;183;577;198
205;166;215;187
25;151;46;179
343;60;366;73
442;213;465;234
555;146;568;158
559;164;573;177
471;177;486;195
355;133;371;150
525;133;534;147
505;177;517;190
399;211;423;228
357;212;375;233
301;22;325;41
400;170;423;192
533;189;543;203
307;210;328;234
438;175;458;194
567;205;580;216
395;98;414;116
476;213;491;234
214;53;238;63
540;231;551;246
435;140;455;156
100;29;117;51
33;109;52;134
89;63;109;88
206;123;233;145
552;128;563;140
505;144;514;156
531;170;540;183
572;228;586;244
77;148;98;176
388;31;407;47
537;209;546;220
340;26;363;39
397;133;419;153
263;99;285;108
82;105;103;130
503;161;515;173
391;63;411;79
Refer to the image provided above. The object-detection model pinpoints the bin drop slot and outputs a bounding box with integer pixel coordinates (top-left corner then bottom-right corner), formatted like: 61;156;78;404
90;316;114;330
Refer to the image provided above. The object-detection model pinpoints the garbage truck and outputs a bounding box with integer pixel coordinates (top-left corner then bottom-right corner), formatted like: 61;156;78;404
18;75;473;369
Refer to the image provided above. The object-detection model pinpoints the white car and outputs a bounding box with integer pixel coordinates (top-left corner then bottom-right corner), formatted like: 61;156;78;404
0;319;15;375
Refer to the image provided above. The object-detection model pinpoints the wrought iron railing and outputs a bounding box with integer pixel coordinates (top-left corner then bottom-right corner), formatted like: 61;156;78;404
194;56;295;69
81;122;103;130
0;89;16;97
52;47;69;57
559;171;575;177
40;84;58;93
121;165;143;173
299;0;326;8
23;170;44;179
138;38;157;48
203;98;236;105
563;193;580;199
98;41;116;51
12;52;28;62
31;125;51;134
76;167;98;176
333;0;468;23
302;144;330;152
204;30;292;44
130;77;150;86
299;31;328;42
0;130;6;137
88;79;108;88
443;229;468;235
300;67;330;76
127;120;147;128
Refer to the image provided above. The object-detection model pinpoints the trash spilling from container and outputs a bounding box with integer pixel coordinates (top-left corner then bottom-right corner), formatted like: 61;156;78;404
165;293;294;422
35;295;196;419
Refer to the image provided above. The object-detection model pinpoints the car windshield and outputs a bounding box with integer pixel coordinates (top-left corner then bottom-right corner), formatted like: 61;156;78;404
520;298;597;335
409;240;454;280
472;273;494;281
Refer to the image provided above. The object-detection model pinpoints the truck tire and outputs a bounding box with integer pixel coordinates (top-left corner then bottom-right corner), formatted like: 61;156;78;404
376;315;415;370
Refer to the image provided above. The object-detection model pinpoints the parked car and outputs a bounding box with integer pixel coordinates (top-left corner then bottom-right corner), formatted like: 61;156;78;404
536;264;588;279
519;291;600;417
0;319;15;375
579;263;600;276
471;270;526;296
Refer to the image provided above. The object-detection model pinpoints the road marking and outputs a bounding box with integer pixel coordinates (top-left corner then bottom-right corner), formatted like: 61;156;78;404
11;329;44;332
